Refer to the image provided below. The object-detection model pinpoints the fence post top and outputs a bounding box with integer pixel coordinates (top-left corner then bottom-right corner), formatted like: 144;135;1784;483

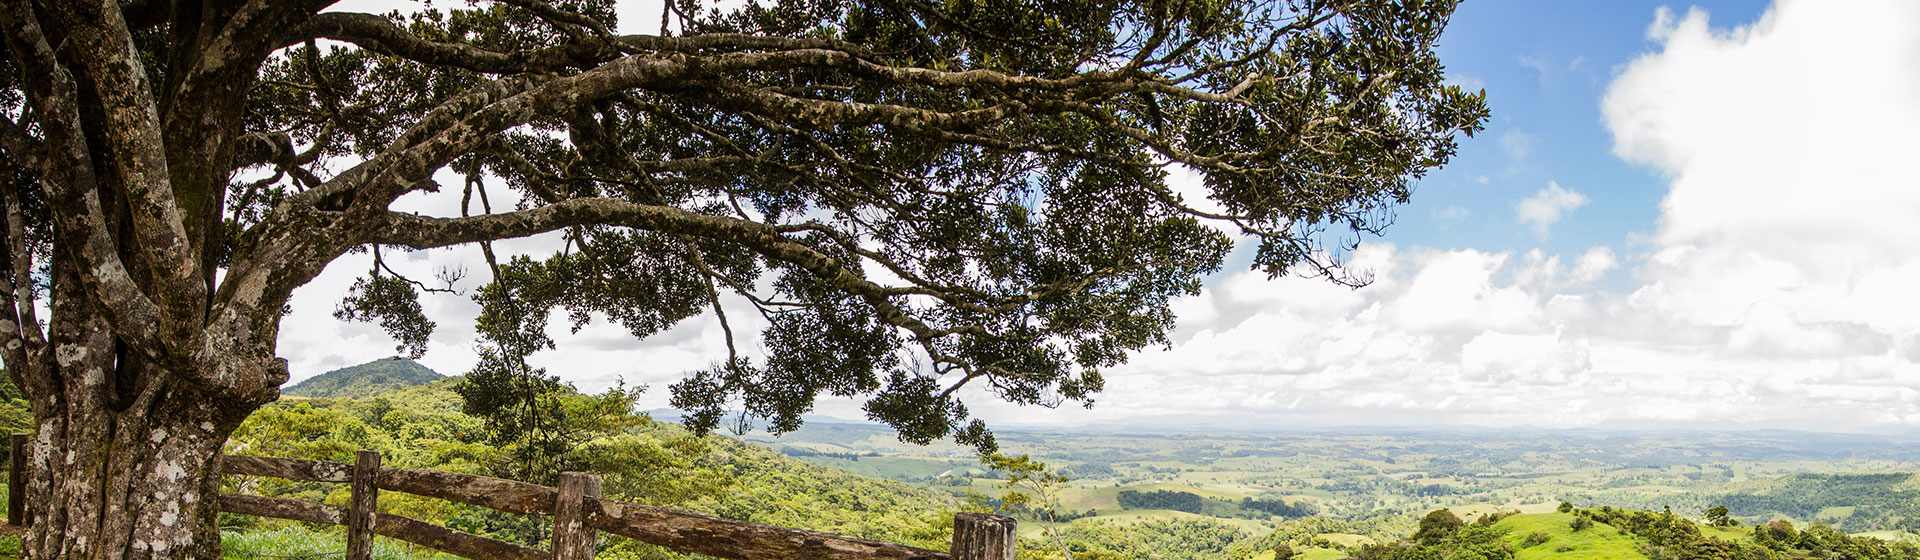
560;469;602;483
953;512;1015;524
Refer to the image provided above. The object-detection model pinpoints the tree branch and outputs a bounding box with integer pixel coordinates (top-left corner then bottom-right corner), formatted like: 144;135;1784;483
365;199;972;341
40;0;206;332
0;0;170;359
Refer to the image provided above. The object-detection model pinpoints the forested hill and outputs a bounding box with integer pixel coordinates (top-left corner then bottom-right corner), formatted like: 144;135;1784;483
282;357;445;399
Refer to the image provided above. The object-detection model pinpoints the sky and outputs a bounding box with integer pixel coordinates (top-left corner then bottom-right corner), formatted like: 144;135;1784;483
282;0;1920;434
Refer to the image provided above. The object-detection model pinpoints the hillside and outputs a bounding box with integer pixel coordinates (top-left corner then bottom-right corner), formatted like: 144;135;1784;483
282;357;445;399
229;375;960;558
1234;508;1920;560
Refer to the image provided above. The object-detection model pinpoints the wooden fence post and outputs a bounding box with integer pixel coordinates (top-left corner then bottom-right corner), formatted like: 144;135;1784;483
9;433;25;526
951;513;1016;560
552;471;603;560
348;450;381;560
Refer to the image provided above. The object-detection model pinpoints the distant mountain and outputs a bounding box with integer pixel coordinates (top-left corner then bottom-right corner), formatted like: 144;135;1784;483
283;357;445;399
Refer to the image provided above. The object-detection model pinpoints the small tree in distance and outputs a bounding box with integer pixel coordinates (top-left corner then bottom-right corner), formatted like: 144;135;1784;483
1706;505;1737;527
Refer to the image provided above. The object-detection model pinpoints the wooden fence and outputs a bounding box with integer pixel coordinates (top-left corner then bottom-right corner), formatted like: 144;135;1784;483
5;435;1015;560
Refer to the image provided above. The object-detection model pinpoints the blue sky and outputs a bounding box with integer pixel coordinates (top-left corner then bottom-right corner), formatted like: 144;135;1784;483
289;0;1920;433
1401;1;1767;268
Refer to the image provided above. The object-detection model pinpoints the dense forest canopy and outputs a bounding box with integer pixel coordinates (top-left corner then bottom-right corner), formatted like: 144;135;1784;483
0;0;1483;556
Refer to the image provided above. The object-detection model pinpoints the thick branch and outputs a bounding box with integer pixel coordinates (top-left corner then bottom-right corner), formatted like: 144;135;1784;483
41;0;206;333
0;0;170;358
301;11;881;75
366;200;968;340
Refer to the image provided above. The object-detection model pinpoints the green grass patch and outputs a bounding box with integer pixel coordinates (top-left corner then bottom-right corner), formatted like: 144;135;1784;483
1075;509;1272;535
221;526;460;560
1494;513;1649;560
1699;525;1753;543
1816;506;1856;520
1319;533;1374;547
1246;546;1344;560
1853;530;1919;542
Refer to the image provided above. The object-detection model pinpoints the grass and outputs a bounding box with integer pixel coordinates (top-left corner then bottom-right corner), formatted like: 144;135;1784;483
1816;506;1856;520
1494;513;1649;560
1318;533;1374;547
1699;525;1753;543
222;526;461;560
1853;530;1920;542
1073;508;1273;534
0;526;457;560
1247;546;1345;560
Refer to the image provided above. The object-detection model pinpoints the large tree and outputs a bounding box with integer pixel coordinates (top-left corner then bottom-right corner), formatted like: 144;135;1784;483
0;0;1484;557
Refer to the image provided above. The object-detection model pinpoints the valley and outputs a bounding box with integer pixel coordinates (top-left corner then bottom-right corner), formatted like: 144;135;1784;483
8;359;1906;559
739;418;1920;543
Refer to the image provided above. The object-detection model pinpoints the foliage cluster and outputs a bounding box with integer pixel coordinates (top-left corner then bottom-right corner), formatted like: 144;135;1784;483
1710;473;1920;532
1347;509;1514;560
1572;506;1920;560
1026;517;1250;560
1115;488;1314;520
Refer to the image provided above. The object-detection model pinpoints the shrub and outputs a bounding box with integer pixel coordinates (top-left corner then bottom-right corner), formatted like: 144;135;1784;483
1571;516;1594;532
1522;533;1552;548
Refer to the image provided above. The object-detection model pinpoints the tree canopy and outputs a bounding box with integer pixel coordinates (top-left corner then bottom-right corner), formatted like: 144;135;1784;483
308;0;1482;450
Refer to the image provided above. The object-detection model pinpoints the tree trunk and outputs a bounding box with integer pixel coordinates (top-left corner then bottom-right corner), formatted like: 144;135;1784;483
15;288;259;560
22;372;250;560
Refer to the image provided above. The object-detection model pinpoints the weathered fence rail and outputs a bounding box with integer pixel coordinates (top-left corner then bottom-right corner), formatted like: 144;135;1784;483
5;435;1012;560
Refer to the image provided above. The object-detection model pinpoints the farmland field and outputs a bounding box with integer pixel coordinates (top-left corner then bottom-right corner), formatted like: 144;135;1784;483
741;421;1920;539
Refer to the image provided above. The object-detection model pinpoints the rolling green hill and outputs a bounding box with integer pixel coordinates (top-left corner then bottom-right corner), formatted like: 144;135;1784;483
283;357;445;399
1232;508;1920;560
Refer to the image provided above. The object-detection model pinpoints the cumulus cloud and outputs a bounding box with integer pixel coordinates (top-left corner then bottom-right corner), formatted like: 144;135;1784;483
1515;181;1588;238
1607;0;1920;331
1570;247;1616;285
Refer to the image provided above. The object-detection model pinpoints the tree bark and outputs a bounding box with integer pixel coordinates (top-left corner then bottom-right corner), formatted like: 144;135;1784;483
14;264;258;559
19;353;252;560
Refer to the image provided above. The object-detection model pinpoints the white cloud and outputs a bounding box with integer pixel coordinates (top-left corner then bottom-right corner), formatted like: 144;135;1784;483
1570;247;1617;284
1499;129;1536;163
1517;54;1551;85
1607;0;1920;331
1515;181;1588;238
